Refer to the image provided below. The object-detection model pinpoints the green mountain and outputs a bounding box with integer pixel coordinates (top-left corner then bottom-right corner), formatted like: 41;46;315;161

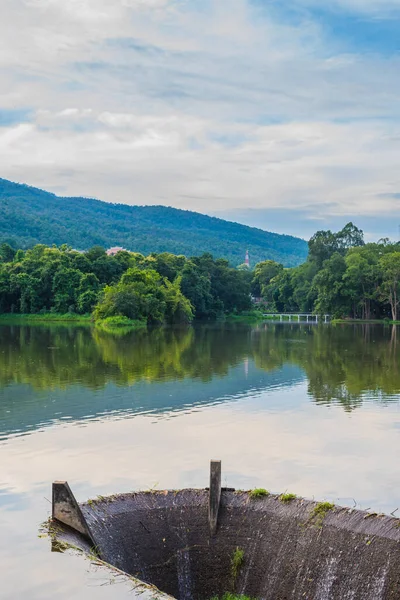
0;178;308;266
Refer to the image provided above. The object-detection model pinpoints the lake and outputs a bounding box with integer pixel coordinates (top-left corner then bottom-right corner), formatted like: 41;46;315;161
1;321;400;599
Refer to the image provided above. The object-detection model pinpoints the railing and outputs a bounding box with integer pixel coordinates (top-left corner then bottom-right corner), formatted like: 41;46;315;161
262;313;330;323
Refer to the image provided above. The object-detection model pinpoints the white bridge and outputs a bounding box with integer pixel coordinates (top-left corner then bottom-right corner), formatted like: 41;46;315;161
262;313;330;323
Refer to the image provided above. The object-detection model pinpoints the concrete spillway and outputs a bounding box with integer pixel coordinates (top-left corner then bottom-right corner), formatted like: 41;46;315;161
51;475;400;599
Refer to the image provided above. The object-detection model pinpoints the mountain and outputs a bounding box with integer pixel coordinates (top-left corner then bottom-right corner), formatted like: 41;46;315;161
0;178;308;266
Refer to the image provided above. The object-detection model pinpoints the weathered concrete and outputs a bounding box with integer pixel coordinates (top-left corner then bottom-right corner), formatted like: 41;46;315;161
52;481;93;542
50;488;400;600
209;460;221;536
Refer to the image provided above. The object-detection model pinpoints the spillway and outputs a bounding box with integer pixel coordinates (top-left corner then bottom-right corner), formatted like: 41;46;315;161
50;466;400;600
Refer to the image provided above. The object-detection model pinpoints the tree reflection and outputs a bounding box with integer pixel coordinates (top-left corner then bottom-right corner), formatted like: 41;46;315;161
1;323;400;411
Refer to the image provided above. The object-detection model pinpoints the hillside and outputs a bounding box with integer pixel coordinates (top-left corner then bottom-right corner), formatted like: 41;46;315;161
0;178;308;266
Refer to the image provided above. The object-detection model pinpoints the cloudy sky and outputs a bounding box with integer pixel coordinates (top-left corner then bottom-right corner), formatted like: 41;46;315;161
1;0;400;239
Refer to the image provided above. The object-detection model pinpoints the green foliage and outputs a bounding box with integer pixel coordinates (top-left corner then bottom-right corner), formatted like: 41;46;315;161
0;178;307;267
249;488;269;499
4;215;399;324
255;222;400;320
252;259;283;297
0;313;91;323
93;268;193;325
0;243;16;263
308;222;364;269
280;493;297;503
379;252;400;321
231;547;245;583
0;243;251;324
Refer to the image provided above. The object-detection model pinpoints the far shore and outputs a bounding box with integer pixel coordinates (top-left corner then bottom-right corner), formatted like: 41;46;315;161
0;312;399;327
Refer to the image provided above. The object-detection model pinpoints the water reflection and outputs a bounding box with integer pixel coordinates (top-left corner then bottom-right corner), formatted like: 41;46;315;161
1;323;400;441
1;322;400;600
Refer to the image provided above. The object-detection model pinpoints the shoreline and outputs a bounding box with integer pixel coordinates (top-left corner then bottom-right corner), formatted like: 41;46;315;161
0;313;93;324
1;313;399;327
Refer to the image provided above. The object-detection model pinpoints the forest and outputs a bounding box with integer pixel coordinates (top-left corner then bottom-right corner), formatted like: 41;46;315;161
1;221;400;324
0;243;253;325
253;222;400;321
0;177;307;267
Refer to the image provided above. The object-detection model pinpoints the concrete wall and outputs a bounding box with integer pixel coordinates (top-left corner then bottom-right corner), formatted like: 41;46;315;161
71;490;400;600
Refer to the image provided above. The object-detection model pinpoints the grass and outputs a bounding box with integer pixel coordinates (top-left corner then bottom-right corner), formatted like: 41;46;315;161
231;547;245;583
332;318;382;324
0;312;92;323
249;488;269;499
225;310;265;323
311;501;335;518
310;501;335;527
331;318;400;325
279;492;297;503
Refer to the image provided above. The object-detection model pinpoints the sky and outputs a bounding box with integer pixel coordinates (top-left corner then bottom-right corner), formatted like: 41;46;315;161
1;0;400;240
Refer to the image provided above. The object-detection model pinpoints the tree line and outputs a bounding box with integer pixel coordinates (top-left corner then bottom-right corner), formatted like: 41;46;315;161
252;222;400;321
0;243;252;324
1;221;399;323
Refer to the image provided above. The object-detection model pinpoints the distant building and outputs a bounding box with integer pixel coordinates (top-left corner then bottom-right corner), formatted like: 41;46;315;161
245;249;250;268
106;246;126;256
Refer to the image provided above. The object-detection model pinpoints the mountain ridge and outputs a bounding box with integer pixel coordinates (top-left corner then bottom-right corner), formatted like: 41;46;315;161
0;177;308;266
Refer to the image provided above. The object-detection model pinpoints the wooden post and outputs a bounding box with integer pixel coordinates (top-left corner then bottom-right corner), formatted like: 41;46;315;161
209;460;222;536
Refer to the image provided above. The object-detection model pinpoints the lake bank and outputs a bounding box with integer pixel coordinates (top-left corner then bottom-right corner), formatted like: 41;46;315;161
0;312;93;324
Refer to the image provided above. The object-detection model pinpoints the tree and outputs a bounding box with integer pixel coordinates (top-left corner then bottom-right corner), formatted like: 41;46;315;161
308;222;364;269
10;272;42;313
313;253;348;316
52;267;82;313
343;246;380;319
308;230;339;269
336;222;364;252
163;277;194;324
180;261;213;319
145;252;186;282
0;243;16;263
76;273;100;314
290;261;317;312
252;260;284;297
85;246;107;262
94;268;167;324
264;270;295;312
379;252;400;321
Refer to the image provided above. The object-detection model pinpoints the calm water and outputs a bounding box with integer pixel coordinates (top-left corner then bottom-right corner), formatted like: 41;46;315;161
1;322;400;599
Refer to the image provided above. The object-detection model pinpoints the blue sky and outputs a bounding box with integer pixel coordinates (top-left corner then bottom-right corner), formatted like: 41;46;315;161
1;0;400;240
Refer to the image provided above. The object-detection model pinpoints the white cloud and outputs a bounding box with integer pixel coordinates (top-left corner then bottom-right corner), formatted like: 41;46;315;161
0;0;400;234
